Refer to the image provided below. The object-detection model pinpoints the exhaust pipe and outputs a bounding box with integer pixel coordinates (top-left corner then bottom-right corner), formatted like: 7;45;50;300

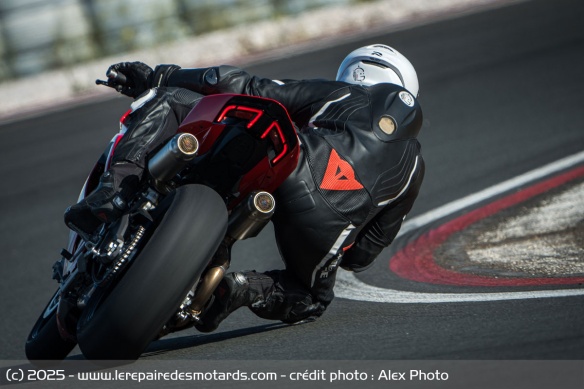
227;191;276;241
148;133;199;184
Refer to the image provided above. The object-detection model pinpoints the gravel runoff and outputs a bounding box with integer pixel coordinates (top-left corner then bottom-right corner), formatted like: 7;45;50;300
0;0;521;121
435;179;584;278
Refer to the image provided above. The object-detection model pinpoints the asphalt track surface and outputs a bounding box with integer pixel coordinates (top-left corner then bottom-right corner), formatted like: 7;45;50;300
1;0;583;386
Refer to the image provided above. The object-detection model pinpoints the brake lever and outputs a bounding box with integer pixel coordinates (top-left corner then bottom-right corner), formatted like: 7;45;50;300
96;69;128;92
95;79;123;92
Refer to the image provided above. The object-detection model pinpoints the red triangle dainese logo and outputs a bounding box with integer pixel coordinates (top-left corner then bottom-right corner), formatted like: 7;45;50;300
320;149;364;191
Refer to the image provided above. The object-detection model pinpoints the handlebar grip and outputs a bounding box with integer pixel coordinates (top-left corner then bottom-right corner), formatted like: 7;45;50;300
107;69;127;85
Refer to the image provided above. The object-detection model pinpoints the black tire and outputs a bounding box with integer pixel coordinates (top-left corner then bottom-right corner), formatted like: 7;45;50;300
76;184;227;361
25;291;77;363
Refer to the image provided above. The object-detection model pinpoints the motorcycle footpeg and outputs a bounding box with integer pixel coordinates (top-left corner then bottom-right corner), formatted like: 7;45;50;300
159;293;215;338
60;248;73;261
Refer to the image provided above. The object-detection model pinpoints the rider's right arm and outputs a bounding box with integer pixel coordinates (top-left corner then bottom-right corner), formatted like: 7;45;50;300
165;65;348;119
165;65;245;95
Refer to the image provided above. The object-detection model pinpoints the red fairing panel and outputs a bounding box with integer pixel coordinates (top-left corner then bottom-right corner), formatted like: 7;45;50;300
178;94;300;199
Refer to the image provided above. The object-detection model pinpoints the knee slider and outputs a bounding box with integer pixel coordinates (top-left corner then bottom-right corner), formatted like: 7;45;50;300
340;253;376;273
284;297;326;324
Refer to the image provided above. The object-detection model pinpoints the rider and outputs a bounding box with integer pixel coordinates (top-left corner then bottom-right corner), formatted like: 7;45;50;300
64;44;425;331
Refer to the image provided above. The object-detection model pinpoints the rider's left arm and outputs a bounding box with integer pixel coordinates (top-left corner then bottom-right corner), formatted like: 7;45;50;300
341;156;425;272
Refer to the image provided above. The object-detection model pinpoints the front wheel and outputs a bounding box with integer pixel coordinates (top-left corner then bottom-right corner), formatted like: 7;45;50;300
76;184;227;361
25;291;77;363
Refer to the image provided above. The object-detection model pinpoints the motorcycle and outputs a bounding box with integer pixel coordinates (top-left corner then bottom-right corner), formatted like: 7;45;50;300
25;71;300;361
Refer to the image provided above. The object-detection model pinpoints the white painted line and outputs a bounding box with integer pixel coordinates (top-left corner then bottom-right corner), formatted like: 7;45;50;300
335;269;584;302
399;149;584;237
335;150;584;303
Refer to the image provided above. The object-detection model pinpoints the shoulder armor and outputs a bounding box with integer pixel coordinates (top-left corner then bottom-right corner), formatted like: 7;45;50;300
368;83;423;142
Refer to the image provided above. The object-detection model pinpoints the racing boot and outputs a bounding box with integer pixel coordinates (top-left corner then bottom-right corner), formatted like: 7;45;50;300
195;272;266;333
64;163;141;235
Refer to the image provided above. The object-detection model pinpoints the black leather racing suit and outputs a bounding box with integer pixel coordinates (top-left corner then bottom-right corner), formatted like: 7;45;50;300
113;65;425;323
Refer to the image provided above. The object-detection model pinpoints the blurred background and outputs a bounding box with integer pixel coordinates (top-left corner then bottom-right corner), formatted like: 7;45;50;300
0;0;383;81
2;0;488;117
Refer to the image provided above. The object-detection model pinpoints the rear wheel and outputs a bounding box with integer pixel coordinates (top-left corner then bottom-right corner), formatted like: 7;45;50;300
25;291;77;363
76;184;227;360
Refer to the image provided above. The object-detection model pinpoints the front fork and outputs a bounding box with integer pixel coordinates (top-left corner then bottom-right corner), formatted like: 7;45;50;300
163;191;276;334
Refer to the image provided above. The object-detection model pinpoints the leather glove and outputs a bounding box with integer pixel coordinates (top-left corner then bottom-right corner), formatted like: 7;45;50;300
106;61;153;98
106;62;181;98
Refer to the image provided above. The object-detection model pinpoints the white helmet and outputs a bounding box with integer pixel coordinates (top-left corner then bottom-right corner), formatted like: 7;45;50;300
336;44;419;97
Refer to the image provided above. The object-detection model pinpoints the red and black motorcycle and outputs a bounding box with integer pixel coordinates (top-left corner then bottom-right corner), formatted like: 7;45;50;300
25;73;299;361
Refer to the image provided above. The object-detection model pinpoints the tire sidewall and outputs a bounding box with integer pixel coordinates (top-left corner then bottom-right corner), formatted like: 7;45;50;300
77;184;227;360
25;290;77;362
